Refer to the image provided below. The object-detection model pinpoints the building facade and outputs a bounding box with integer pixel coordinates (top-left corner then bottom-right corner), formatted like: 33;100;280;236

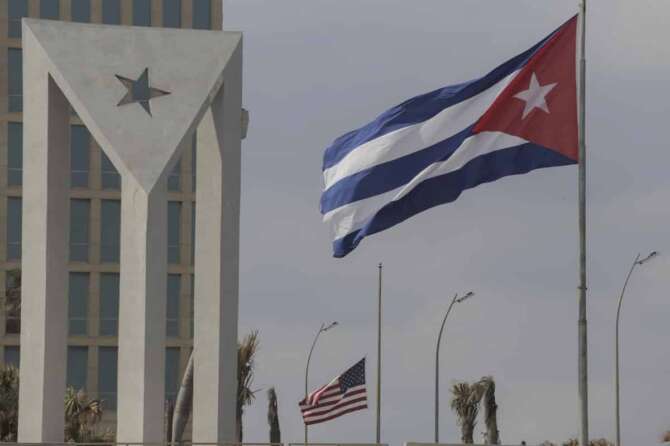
0;0;221;420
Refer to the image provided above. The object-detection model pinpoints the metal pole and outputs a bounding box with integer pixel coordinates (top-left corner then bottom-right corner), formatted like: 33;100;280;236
615;254;640;446
577;2;588;446
305;323;324;444
376;262;382;444
434;294;458;443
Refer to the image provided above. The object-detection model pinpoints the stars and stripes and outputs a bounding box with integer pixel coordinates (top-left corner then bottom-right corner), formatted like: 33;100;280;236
299;358;368;426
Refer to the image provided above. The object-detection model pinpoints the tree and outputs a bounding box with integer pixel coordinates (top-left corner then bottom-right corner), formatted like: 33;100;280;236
0;365;19;441
237;330;259;442
63;386;106;442
449;382;481;444
267;387;280;443
478;376;500;444
5;269;20;333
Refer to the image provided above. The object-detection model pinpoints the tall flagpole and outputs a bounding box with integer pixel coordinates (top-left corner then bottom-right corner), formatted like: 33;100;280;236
578;2;589;446
376;262;382;444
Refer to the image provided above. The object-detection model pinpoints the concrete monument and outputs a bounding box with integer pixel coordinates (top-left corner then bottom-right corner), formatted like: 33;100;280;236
18;19;242;443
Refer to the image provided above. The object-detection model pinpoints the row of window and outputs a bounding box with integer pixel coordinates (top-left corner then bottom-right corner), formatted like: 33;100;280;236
7;122;196;193
2;345;183;408
8;0;212;38
6;196;191;264
5;272;194;338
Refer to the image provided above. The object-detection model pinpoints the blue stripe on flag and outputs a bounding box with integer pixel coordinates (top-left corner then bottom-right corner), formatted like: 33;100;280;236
321;23;563;172
321;126;474;215
331;144;576;257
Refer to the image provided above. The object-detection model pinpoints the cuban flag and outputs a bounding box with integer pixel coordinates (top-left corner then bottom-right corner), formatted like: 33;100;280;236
321;16;578;258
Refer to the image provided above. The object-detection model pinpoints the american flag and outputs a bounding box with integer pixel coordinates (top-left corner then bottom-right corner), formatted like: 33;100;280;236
299;358;368;425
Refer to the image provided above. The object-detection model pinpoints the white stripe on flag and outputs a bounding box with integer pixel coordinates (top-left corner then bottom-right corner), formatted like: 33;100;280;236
322;70;520;190
323;131;529;240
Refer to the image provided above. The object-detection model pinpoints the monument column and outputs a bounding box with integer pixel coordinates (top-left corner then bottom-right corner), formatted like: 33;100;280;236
192;45;242;443
18;56;70;441
116;175;167;443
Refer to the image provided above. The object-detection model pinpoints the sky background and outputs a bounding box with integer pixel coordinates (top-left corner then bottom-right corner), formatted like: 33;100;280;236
223;1;670;444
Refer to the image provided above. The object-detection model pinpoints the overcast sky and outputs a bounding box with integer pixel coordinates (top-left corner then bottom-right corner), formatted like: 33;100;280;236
223;1;670;444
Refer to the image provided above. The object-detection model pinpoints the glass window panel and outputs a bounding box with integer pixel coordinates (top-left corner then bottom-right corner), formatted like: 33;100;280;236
7;198;21;261
98;347;117;410
71;0;91;22
189;274;194;338
168;202;181;264
68;273;89;336
163;0;180;28
4;346;19;368
100;200;121;263
40;0;60;19
8;48;22;112
99;273;119;336
8;0;27;38
165;347;180;403
168;158;181;192
67;346;88;391
166;274;180;337
70;199;90;262
102;0;121;24
5;271;21;334
192;0;211;29
100;151;120;190
132;0;151;26
70;125;90;188
190;204;195;265
7;122;22;186
191;133;196;192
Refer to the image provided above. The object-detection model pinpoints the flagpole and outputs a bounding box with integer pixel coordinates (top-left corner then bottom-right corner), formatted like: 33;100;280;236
577;2;589;446
376;262;382;444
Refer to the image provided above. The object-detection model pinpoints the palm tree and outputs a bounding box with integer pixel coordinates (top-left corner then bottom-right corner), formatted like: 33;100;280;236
64;386;104;442
450;382;481;444
0;365;19;441
237;330;259;442
267;387;280;443
477;376;500;444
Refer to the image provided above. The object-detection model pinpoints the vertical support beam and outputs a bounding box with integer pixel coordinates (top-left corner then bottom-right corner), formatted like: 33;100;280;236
116;175;167;443
192;43;242;443
18;32;70;441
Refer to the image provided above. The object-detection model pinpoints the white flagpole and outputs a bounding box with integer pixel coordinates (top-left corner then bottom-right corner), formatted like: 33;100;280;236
577;2;589;446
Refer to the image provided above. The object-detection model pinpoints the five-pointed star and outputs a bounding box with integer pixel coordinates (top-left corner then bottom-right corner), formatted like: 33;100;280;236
513;72;557;119
115;68;170;116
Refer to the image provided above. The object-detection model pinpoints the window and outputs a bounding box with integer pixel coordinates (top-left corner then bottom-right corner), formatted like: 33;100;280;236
7;198;21;261
68;273;89;335
98;347;117;410
192;0;211;29
4;347;19;368
101;151;120;190
168;202;181;264
8;0;27;38
8;48;22;112
7;122;22;186
191;133;197;191
189;274;194;338
71;0;91;22
71;125;90;188
165;347;180;403
5;271;20;334
163;0;181;28
102;0;121;25
40;0;60;19
167;274;180;337
99;273;119;336
100;200;121;263
168;158;181;192
132;0;151;26
67;346;88;392
190;204;195;264
70;199;90;262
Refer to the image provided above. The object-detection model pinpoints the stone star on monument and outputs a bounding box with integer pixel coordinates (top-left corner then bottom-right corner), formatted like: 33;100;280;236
513;72;557;119
115;67;170;116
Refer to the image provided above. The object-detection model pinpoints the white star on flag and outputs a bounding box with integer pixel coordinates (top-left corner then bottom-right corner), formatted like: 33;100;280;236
513;72;557;119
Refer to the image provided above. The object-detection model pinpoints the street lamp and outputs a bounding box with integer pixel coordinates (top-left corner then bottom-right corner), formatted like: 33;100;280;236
615;251;657;446
304;321;338;444
434;291;474;443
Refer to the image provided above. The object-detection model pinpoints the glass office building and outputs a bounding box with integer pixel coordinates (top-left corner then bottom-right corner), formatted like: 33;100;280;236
0;0;221;420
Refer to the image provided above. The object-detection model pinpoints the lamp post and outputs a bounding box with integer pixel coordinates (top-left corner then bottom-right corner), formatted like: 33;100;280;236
434;291;474;443
304;321;338;444
615;251;657;446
